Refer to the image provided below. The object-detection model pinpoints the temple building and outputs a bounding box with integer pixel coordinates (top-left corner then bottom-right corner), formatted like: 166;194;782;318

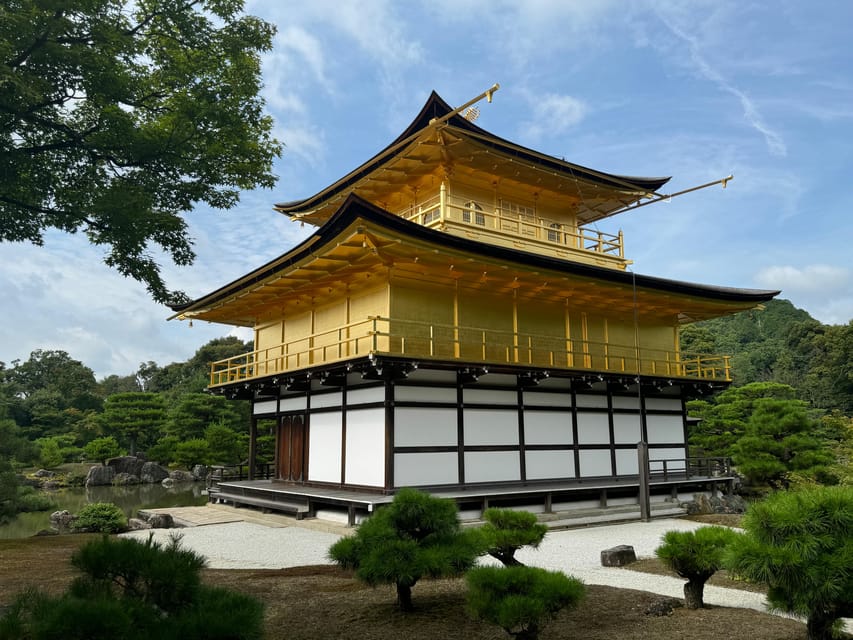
170;87;778;523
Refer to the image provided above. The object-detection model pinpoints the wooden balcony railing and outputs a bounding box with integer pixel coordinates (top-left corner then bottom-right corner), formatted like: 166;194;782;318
397;193;624;265
209;316;731;387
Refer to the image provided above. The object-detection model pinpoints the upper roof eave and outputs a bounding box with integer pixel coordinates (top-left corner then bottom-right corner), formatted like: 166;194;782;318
273;91;671;217
171;194;779;320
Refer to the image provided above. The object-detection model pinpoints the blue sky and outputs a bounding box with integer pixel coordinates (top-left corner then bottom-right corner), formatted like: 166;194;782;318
2;0;852;379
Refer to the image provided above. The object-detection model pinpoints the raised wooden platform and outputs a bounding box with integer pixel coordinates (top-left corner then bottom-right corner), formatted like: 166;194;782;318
211;473;733;526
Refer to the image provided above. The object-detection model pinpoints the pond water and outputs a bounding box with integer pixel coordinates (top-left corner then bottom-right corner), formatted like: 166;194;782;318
0;483;209;539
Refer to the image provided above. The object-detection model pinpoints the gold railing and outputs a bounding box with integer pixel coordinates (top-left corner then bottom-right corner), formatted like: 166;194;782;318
397;195;624;261
209;316;730;387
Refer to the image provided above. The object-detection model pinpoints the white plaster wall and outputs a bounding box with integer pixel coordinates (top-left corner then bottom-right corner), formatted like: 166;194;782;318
280;396;307;412
311;391;342;409
253;400;277;415
523;391;571;408
525;450;575;480
646;415;685;444
307;412;342;483
464;388;518;405
578;449;612;477
650;447;687;471
615;448;639;475
612;396;640;410
524;412;573;445
395;408;458;446
576;412;610;444
575;394;608;408
612;413;642;444
465;451;521;482
394;452;458;486
394;386;457;403
464;409;518;445
344;408;385;487
347;385;385;406
645;397;682;411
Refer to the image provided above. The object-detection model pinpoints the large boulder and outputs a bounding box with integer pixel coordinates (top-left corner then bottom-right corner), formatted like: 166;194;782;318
140;462;169;484
113;472;140;486
49;510;76;532
85;465;116;487
106;456;146;477
191;464;209;481
169;469;195;483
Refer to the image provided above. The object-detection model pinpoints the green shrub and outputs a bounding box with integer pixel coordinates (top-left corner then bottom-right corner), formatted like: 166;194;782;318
174;439;210;469
481;507;548;567
36;437;63;469
204;422;243;465
146;436;181;465
329;487;486;611
726;486;853;640
84;437;124;464
71;502;127;533
161;585;265;640
467;565;585;640
15;487;56;513
655;525;737;609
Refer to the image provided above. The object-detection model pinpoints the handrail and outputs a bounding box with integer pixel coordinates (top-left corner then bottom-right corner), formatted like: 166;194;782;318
209;315;730;386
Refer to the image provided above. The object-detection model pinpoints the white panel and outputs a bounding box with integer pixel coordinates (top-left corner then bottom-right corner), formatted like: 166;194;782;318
347;385;385;405
579;449;612;477
523;391;571;408
524;412;572;445
645;397;683;411
345;408;385;487
465;451;521;482
525;450;574;480
253;400;277;415
615;449;639;475
650;447;687;471
464;409;518;445
612;413;641;444
647;415;685;444
575;394;608;408
612;396;640;410
311;391;342;409
395;408;458;446
394;452;458;486
280;395;307;412
576;412;610;444
307;412;342;483
395;386;457;403
464;388;518;405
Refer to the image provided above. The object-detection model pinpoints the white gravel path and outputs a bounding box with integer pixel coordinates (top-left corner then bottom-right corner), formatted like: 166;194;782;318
122;517;851;634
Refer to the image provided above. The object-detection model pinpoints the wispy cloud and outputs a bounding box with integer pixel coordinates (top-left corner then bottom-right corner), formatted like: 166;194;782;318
755;264;849;293
518;93;587;142
654;8;787;157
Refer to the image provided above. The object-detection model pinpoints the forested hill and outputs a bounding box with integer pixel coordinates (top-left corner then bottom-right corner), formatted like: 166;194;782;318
680;299;852;413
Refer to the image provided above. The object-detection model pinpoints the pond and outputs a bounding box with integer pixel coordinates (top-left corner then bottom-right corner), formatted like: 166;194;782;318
0;482;209;539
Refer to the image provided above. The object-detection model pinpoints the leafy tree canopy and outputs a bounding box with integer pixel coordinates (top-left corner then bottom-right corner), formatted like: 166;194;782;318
0;0;281;303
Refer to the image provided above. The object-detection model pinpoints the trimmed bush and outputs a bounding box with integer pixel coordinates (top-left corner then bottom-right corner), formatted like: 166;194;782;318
655;525;737;609
329;487;486;611
481;507;548;567
467;565;585;640
84;437;124;464
71;502;126;533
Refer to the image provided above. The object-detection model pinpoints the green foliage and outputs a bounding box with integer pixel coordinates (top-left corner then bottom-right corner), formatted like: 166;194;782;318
174;439;211;469
655;526;738;609
167;392;245;440
146;436;181;466
71;502;127;534
481;508;548;567
467;565;585;640
726;486;853;640
0;535;263;640
14;487;56;514
0;0;280;303
204;422;244;465
98;392;166;456
329;487;486;611
84;436;124;464
36;437;63;468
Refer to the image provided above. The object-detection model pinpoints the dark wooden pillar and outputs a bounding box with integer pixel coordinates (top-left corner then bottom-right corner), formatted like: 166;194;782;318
248;417;257;480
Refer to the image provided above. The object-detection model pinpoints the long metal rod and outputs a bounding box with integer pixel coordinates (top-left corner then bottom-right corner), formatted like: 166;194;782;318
599;175;734;221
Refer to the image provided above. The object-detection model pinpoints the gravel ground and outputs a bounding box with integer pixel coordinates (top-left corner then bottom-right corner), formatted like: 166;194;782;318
122;517;851;633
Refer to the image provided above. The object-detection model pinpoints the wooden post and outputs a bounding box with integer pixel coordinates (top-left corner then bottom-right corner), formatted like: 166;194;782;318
638;441;651;522
248;418;257;481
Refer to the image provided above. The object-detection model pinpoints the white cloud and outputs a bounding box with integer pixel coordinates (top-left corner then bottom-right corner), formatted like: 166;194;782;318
519;93;587;142
755;264;849;293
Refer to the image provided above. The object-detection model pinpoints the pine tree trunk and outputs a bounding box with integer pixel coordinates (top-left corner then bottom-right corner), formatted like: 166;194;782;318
683;579;705;609
489;550;523;567
806;613;835;640
396;582;413;612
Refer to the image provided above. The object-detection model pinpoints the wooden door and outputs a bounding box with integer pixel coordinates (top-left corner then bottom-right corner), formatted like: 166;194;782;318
278;414;306;482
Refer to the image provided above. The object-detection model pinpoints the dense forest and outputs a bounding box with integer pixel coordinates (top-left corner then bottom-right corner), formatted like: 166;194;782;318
1;300;851;521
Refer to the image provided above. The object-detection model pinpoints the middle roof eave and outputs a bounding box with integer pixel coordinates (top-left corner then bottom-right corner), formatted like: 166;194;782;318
174;193;778;321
